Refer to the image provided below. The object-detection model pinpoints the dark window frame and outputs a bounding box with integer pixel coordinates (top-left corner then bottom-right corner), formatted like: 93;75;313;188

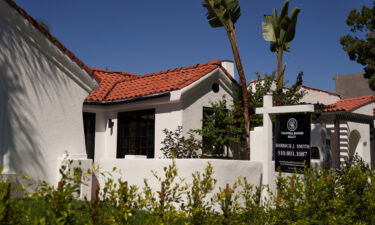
202;107;214;153
117;109;155;159
83;112;96;160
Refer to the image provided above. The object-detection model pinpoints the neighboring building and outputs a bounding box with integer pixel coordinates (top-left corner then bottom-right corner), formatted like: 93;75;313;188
0;0;97;184
83;60;238;160
248;80;341;105
333;72;375;99
324;95;375;164
298;85;340;105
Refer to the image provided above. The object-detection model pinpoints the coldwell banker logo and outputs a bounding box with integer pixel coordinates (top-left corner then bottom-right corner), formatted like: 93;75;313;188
287;118;298;132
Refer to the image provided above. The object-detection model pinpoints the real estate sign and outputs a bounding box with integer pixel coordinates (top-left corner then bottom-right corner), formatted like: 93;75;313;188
275;113;311;173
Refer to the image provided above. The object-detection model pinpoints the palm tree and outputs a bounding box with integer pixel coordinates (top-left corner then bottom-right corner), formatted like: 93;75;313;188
262;0;301;88
202;0;251;157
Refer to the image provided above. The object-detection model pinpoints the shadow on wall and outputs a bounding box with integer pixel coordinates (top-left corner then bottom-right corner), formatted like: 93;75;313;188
0;59;45;178
0;18;84;182
348;130;361;161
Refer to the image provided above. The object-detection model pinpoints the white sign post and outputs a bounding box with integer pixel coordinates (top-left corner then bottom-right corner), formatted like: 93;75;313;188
255;93;314;200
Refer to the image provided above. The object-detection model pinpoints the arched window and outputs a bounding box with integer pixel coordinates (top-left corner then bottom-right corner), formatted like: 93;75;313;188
348;129;361;161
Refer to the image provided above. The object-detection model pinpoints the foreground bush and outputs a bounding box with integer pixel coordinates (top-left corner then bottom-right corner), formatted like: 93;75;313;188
1;157;375;224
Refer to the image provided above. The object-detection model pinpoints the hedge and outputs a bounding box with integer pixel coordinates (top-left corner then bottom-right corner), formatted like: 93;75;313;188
0;156;374;225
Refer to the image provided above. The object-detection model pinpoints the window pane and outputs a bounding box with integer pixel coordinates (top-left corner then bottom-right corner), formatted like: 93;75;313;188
311;147;320;159
117;109;155;158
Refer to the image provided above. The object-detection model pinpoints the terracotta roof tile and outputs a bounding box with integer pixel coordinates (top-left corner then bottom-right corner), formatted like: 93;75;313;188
5;0;93;76
324;95;375;112
86;60;232;103
85;69;137;102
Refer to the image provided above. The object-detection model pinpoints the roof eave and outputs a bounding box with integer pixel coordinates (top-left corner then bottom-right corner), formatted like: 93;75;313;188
84;91;171;105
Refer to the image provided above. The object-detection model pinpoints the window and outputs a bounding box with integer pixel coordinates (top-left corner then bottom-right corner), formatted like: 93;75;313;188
202;107;214;152
83;112;96;160
311;147;320;160
212;83;220;93
117;109;155;158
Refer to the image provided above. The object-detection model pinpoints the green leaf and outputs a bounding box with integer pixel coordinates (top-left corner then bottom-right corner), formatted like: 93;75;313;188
279;0;289;20
202;0;241;27
208;17;223;28
283;8;301;43
262;22;276;42
270;42;277;52
264;14;273;23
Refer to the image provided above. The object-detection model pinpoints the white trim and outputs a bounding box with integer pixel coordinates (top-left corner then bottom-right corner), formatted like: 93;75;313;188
180;68;236;97
256;104;315;114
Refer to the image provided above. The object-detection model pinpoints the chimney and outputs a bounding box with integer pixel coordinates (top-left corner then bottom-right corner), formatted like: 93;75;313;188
221;60;235;79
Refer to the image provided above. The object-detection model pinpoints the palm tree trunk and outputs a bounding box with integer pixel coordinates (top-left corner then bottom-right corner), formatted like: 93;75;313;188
226;22;251;159
277;47;284;88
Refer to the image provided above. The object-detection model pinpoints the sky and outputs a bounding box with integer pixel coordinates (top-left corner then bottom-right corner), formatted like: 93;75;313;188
13;0;373;92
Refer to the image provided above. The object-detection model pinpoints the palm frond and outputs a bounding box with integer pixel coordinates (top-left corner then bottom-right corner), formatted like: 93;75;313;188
202;0;241;28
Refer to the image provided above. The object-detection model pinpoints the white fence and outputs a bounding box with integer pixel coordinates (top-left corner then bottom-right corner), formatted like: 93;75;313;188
95;159;263;194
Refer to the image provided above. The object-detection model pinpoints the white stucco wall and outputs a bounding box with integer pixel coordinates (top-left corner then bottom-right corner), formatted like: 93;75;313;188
299;87;340;105
0;1;97;185
84;96;183;160
248;82;340;105
347;103;375;164
181;69;237;136
96;158;262;197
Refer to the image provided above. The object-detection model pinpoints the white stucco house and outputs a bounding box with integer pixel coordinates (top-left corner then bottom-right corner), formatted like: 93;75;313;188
0;0;97;185
1;0;249;191
83;60;238;160
247;80;341;105
298;85;340;105
324;95;375;164
81;61;250;197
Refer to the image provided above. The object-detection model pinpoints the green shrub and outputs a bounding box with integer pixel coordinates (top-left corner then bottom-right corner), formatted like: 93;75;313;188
161;126;201;159
185;162;217;224
1;157;375;224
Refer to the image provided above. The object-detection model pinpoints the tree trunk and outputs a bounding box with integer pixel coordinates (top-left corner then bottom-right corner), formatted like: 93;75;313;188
226;22;251;159
277;47;284;88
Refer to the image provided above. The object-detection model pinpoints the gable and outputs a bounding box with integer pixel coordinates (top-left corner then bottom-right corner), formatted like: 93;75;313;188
86;60;237;104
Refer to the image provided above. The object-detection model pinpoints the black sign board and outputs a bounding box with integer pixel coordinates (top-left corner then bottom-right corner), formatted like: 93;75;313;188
275;113;311;173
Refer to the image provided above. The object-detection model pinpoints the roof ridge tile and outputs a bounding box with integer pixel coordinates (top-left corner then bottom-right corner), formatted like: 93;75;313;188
91;68;137;77
141;60;222;77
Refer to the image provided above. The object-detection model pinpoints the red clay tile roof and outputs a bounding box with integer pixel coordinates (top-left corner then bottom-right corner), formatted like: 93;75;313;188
86;69;137;102
86;60;234;103
324;95;375;112
5;0;93;76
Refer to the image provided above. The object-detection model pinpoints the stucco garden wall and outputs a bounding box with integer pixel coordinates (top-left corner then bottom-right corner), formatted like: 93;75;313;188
0;1;96;185
96;159;262;194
